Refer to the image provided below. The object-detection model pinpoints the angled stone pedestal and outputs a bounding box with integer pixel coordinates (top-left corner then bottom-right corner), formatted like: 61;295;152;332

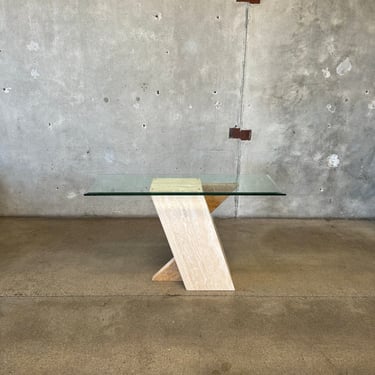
151;178;235;291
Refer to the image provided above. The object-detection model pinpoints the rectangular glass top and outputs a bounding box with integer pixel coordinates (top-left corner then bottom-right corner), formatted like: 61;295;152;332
85;174;286;196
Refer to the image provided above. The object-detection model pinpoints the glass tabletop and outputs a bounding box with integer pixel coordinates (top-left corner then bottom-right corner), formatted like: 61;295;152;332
85;174;286;196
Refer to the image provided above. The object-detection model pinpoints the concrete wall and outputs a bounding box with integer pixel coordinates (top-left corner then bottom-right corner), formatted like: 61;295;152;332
0;0;374;218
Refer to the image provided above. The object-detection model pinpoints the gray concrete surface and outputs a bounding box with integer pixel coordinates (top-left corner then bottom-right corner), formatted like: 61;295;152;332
0;218;374;374
240;0;375;218
0;0;374;218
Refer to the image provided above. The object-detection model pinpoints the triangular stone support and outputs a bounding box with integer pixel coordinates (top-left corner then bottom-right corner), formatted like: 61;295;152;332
152;181;236;290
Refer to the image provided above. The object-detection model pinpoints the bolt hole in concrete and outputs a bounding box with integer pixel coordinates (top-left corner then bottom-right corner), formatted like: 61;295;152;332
103;97;109;103
365;90;370;95
216;15;220;20
213;90;218;95
142;124;147;129
156;90;160;96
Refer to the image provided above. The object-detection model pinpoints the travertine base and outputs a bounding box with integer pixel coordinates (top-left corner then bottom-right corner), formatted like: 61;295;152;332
152;258;182;282
151;179;235;291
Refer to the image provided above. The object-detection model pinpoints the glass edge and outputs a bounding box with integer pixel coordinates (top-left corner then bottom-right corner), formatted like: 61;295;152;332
84;192;287;197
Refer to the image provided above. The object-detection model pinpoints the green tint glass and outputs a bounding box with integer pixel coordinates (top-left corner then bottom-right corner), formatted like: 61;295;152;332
85;174;286;196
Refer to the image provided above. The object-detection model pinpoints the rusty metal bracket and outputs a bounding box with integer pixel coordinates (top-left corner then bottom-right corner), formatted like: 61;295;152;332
237;0;261;4
229;127;252;141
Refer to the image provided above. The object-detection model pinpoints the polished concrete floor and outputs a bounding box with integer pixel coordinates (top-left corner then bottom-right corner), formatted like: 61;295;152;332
0;218;374;374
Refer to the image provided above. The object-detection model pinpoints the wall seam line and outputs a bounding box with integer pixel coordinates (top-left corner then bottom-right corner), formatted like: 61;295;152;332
235;4;250;218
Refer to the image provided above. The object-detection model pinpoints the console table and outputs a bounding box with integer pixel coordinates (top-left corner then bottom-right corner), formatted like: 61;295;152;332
85;174;285;291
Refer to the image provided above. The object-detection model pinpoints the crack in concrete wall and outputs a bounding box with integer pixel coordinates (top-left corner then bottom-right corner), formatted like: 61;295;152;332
235;4;251;218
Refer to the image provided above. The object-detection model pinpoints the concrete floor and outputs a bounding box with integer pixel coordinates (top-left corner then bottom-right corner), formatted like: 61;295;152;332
0;218;374;374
